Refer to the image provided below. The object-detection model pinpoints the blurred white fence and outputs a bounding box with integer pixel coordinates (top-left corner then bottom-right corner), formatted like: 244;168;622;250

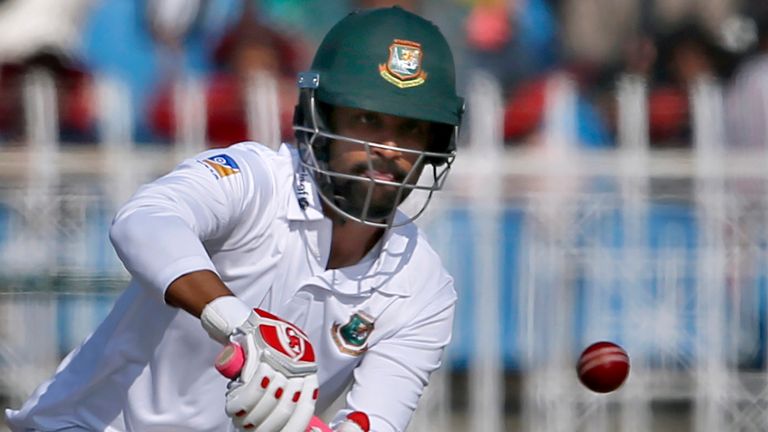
1;71;768;432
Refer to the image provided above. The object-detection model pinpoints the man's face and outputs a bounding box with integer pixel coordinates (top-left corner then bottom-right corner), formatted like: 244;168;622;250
326;106;432;221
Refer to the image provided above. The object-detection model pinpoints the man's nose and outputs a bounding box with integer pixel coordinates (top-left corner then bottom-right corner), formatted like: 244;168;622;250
370;138;402;159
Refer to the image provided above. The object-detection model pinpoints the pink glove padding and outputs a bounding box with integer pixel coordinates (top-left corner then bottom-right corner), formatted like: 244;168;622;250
215;343;246;379
305;416;332;432
304;412;370;432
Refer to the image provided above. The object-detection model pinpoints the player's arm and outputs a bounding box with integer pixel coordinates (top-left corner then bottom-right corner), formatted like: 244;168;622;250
109;148;270;340
109;148;320;431
164;269;255;344
332;286;456;432
165;269;232;317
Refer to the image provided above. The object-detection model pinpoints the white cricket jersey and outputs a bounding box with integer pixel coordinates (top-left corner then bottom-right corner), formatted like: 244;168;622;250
5;143;457;432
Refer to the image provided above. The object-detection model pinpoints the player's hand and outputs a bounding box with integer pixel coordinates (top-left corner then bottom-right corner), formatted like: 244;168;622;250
217;308;319;432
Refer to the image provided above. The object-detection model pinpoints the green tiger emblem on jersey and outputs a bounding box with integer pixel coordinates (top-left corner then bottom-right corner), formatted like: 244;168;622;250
332;312;375;356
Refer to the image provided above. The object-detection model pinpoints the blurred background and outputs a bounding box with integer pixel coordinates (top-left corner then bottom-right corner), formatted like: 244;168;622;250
1;0;768;431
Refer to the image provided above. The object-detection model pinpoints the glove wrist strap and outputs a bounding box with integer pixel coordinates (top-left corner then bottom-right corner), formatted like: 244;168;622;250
201;296;252;344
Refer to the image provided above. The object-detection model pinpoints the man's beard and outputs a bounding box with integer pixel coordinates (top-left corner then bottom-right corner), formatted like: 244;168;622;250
331;159;414;222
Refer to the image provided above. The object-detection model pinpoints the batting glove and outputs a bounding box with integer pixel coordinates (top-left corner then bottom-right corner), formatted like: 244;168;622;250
215;309;319;432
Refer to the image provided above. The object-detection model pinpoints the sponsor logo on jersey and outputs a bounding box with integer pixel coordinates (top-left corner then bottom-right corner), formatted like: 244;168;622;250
331;312;374;356
201;154;240;178
294;170;312;210
379;39;427;88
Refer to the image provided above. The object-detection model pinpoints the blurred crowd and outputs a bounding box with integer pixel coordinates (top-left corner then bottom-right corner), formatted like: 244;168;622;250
0;0;767;150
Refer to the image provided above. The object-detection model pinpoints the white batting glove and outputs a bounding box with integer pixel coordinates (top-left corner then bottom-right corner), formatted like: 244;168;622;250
215;308;319;432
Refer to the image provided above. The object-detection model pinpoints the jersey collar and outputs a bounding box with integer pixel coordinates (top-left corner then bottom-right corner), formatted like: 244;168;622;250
302;213;415;298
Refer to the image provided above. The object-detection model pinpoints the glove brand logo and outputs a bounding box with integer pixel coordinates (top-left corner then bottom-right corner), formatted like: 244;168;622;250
331;312;375;356
284;327;305;357
255;309;316;363
378;39;427;89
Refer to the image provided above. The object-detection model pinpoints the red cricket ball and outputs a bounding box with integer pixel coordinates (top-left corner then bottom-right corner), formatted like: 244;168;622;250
577;341;630;393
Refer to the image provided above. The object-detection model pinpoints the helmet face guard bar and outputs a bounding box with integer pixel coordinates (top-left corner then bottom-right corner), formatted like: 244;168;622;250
293;73;457;228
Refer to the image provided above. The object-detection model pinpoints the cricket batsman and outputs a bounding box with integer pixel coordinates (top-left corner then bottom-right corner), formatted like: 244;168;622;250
6;6;464;431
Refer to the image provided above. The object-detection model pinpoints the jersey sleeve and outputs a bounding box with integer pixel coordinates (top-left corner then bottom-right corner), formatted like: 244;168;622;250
331;284;457;432
108;145;276;302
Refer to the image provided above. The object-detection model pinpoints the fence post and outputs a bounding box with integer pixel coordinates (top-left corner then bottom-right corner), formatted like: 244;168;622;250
466;70;504;432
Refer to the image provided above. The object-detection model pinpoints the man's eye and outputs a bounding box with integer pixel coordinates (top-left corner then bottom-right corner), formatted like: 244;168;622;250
403;123;428;136
356;113;378;125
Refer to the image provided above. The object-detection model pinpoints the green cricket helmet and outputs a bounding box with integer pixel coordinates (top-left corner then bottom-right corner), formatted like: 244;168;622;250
293;6;464;227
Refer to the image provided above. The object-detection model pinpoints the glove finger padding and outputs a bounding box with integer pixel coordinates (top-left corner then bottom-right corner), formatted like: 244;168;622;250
222;309;319;432
225;361;274;419
250;375;314;432
280;375;319;432
237;368;287;430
